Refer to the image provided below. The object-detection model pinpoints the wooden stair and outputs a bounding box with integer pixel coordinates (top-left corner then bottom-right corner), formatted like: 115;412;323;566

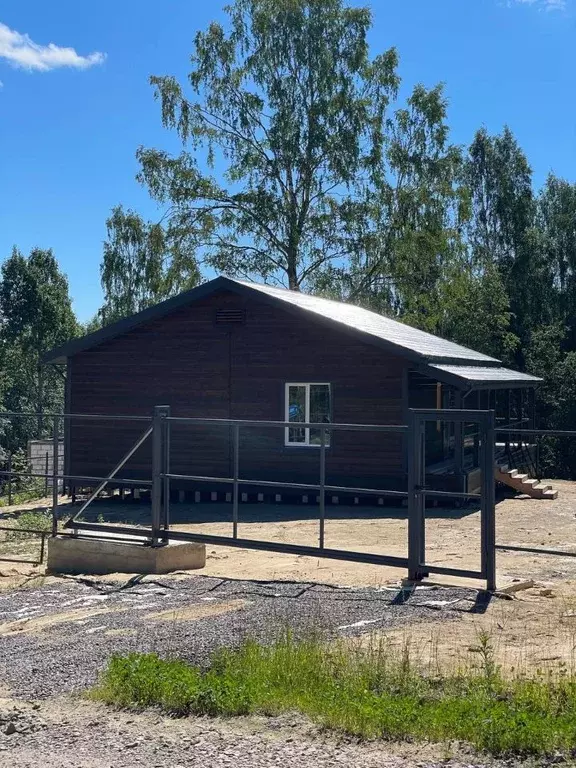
496;465;558;500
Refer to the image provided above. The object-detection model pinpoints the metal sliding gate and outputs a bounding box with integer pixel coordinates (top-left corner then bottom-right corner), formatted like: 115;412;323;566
0;407;497;590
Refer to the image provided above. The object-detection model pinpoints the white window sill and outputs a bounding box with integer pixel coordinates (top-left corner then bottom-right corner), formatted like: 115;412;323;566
284;442;331;448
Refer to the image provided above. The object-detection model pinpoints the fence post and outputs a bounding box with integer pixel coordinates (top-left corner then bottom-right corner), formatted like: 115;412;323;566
232;424;240;539
44;452;49;497
151;405;170;546
407;410;424;581
7;453;12;506
319;427;326;550
162;407;171;543
40;531;46;564
51;415;59;538
481;410;497;592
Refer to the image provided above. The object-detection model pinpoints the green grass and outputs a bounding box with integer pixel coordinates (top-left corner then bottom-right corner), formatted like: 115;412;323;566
4;509;52;540
0;479;49;508
92;631;576;757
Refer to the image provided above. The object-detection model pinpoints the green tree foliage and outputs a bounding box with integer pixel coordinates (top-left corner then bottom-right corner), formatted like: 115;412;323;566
0;247;79;449
99;205;200;324
464;127;553;357
537;174;576;342
326;84;468;325
437;263;518;362
525;324;576;478
138;0;462;293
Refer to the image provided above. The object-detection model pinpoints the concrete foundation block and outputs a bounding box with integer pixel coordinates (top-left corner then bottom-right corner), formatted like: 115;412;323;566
47;535;206;575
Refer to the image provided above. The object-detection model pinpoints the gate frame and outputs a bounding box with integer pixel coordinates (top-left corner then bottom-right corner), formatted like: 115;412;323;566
408;408;496;592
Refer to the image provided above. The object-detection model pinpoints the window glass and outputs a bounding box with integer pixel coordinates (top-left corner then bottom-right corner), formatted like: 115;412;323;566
288;385;306;443
286;383;330;446
309;384;331;446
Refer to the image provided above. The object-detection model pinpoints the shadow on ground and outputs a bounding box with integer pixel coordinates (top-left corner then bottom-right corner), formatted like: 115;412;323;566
71;498;481;526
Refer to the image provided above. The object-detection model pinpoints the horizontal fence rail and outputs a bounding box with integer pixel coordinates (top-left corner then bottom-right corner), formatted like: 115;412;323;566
0;471;152;486
497;428;576;437
59;520;410;569
0;411;152;422
165;416;409;432
163;473;409;498
495;543;576;557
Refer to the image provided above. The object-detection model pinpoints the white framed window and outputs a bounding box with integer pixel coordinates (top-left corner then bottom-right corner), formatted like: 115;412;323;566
285;383;331;447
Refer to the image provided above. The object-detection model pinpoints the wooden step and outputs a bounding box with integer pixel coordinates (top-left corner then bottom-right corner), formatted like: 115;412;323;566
520;478;539;488
495;465;558;500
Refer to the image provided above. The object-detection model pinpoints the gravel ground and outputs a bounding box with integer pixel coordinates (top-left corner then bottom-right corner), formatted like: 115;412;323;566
0;574;480;699
0;575;526;767
0;697;508;768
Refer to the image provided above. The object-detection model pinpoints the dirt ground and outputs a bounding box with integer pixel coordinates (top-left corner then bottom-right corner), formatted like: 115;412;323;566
1;485;576;766
0;695;503;768
2;481;576;672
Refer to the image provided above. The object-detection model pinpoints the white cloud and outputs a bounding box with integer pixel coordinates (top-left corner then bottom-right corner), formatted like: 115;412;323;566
0;22;105;73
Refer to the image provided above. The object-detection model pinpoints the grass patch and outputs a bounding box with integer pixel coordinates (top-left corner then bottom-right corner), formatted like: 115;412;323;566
93;631;576;757
0;473;48;508
4;509;52;541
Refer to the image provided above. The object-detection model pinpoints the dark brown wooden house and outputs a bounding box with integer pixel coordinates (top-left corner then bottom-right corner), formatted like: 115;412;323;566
44;277;542;498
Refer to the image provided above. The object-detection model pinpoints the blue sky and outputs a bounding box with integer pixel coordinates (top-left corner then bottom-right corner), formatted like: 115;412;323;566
0;0;574;321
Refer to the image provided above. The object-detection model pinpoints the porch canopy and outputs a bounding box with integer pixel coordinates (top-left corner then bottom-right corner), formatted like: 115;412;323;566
412;361;542;480
423;363;542;391
414;360;542;428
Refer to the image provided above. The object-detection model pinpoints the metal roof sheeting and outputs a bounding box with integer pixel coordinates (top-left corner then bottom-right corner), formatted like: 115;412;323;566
238;281;500;365
428;364;542;385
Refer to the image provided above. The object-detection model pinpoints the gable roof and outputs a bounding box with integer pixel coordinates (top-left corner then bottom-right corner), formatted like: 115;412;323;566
43;276;540;387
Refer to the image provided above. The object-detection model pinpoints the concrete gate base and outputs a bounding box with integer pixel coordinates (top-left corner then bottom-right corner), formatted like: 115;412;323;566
47;535;206;575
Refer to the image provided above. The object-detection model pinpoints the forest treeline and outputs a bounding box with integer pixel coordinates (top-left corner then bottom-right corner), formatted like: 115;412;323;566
2;0;575;474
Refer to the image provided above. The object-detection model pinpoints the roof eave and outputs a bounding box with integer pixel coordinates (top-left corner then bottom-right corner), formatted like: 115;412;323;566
420;363;542;390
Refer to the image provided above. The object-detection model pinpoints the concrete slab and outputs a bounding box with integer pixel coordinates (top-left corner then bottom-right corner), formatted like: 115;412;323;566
47;535;206;575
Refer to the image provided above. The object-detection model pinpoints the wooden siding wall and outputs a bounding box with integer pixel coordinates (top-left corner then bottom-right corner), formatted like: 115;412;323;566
68;290;408;490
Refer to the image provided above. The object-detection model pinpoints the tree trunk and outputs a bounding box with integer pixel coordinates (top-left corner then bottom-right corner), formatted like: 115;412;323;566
37;361;44;438
286;247;299;291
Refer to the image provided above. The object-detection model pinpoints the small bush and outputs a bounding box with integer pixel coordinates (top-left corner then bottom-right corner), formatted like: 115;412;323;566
93;634;576;757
